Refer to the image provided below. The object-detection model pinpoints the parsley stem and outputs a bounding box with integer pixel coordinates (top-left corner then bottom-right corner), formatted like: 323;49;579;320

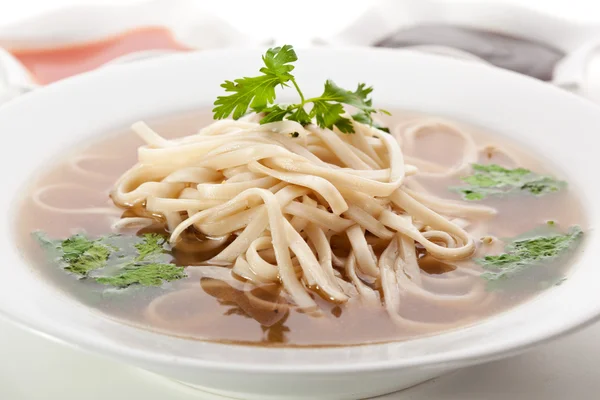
291;78;305;105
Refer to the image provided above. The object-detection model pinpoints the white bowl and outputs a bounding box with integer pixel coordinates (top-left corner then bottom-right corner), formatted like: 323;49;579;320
0;48;599;400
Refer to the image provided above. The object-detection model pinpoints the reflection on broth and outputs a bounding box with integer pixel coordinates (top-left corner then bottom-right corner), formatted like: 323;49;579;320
16;109;585;347
418;253;456;275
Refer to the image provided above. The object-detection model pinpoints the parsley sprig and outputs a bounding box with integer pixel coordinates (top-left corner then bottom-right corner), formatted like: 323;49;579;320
213;45;388;133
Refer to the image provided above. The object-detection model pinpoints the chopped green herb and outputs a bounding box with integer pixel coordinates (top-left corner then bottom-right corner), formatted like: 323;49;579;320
521;176;564;196
134;233;167;261
479;225;583;289
213;45;389;134
96;263;186;288
65;243;111;276
34;232;112;277
452;164;566;201
34;231;187;288
60;234;96;262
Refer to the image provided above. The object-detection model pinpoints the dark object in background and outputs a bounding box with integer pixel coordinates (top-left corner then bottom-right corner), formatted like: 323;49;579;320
375;24;565;81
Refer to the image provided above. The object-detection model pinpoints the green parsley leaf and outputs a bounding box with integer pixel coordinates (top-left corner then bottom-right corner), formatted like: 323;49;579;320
319;81;380;130
259;105;292;124
452;164;566;201
479;225;583;289
214;78;278;120
95;263;186;288
213;45;297;119
260;44;298;78
213;45;389;134
288;106;312;125
318;81;375;112
312;101;353;133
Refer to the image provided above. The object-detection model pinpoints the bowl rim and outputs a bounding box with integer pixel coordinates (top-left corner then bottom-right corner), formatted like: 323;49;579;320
1;46;600;373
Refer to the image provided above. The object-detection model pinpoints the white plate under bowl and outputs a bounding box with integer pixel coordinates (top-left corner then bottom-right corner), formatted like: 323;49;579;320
0;48;599;400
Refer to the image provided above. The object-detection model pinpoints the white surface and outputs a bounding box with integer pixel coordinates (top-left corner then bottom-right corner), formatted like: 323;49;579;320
1;1;600;399
3;317;600;400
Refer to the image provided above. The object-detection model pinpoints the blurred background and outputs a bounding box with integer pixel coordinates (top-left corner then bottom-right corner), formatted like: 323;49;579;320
1;0;600;92
2;0;600;42
1;0;600;104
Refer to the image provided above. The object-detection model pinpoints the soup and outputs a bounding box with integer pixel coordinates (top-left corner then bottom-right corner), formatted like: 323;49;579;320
15;109;584;346
15;45;585;347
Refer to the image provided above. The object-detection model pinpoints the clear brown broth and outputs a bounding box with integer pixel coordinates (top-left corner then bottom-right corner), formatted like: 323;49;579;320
15;109;586;347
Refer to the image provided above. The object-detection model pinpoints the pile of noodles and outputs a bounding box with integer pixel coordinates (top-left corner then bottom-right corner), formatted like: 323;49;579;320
109;114;500;328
